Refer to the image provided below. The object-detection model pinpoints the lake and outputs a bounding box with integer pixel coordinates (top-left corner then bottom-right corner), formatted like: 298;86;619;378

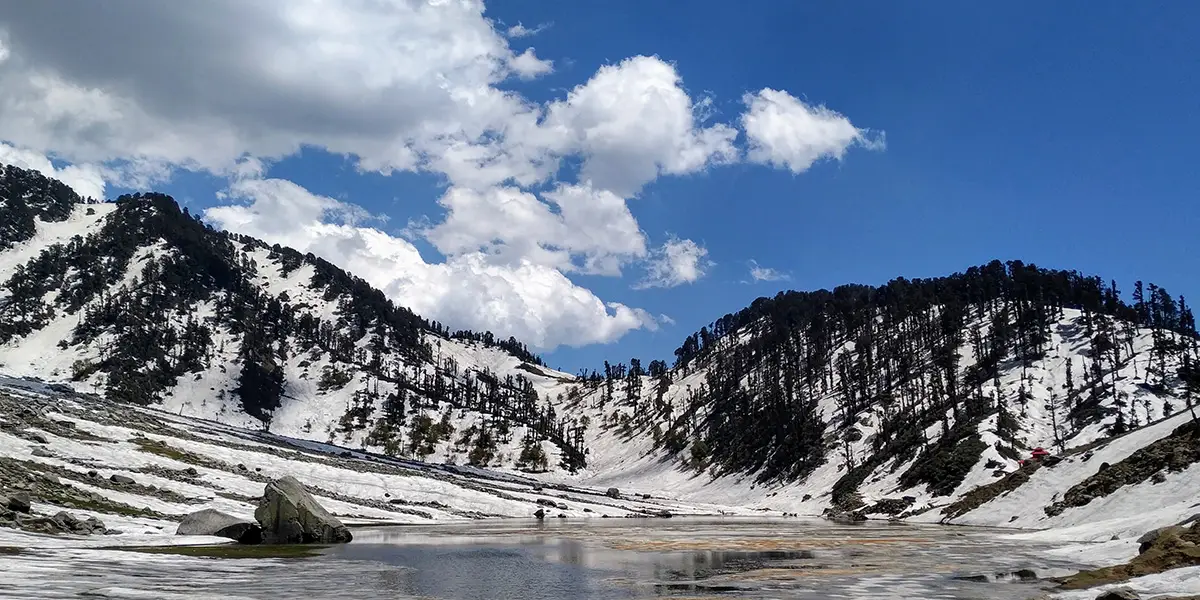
0;518;1085;599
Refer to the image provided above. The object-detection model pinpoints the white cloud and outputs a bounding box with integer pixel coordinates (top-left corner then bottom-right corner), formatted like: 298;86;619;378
636;236;712;289
747;260;790;283
206;177;655;350
509;48;553;80
544;56;739;197
0;4;879;348
0;143;106;200
0;1;541;175
659;314;676;326
740;88;883;174
424;182;647;275
506;23;549;38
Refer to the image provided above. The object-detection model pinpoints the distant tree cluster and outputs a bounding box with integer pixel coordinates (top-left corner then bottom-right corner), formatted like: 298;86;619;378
599;260;1197;499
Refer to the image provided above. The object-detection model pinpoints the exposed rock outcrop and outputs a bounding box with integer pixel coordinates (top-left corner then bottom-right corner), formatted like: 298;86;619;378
3;510;107;535
254;476;352;544
177;509;262;544
1059;520;1200;590
1046;421;1199;517
7;491;31;514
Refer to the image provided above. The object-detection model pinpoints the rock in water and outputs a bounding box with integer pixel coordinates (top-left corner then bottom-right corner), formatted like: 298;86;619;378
255;476;352;544
177;509;263;544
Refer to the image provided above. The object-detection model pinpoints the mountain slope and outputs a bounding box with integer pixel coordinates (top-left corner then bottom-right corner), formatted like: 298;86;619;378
0;165;585;473
2;163;1198;539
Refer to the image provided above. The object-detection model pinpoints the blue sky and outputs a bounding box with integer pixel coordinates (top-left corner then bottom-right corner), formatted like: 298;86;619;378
1;1;1197;374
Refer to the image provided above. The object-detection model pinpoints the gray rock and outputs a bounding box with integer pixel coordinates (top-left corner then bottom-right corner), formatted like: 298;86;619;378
109;474;135;485
606;487;621;499
29;432;49;444
536;498;556;507
8;492;31;514
1137;526;1173;553
534;508;546;520
177;509;262;544
822;508;867;523
1094;588;1139;600
42;511;106;535
555;502;568;510
254;476;351;544
31;448;54;458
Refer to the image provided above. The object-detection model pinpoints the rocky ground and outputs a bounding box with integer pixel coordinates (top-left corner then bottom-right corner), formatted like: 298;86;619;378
0;377;732;543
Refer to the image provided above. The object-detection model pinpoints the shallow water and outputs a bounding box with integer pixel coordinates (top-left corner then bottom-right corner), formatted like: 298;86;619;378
0;518;1085;599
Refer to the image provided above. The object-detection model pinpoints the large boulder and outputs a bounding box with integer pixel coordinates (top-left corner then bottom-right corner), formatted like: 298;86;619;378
177;509;262;544
8;491;31;514
254;476;352;544
606;488;621;499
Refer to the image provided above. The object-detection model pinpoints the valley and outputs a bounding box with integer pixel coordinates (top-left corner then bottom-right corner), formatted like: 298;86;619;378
1;163;1198;598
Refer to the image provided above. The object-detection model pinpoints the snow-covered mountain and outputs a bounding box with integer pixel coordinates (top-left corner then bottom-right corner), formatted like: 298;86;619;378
0;164;585;474
2;163;1199;537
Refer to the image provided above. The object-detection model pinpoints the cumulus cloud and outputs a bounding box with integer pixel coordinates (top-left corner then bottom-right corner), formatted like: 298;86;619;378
741;88;883;174
0;3;879;348
747;260;790;283
0;143;106;200
424;183;646;275
544;56;739;197
0;0;540;175
206;177;655;350
636;236;712;289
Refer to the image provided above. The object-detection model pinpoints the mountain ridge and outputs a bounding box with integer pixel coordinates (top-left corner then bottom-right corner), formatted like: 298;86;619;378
2;163;1198;530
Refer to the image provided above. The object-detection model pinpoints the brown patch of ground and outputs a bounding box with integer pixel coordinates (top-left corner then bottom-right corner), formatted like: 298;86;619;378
1046;420;1199;517
1058;521;1200;590
941;461;1042;520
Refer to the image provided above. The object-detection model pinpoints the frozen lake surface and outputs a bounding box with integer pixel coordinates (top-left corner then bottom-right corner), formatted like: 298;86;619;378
1;518;1087;599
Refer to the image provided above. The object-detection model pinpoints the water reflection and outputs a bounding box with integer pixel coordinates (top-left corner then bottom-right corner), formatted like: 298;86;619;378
0;518;1086;600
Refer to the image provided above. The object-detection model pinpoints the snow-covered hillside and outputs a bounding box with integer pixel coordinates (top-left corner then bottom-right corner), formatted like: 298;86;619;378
0;167;589;474
554;308;1195;509
2;163;1199;595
